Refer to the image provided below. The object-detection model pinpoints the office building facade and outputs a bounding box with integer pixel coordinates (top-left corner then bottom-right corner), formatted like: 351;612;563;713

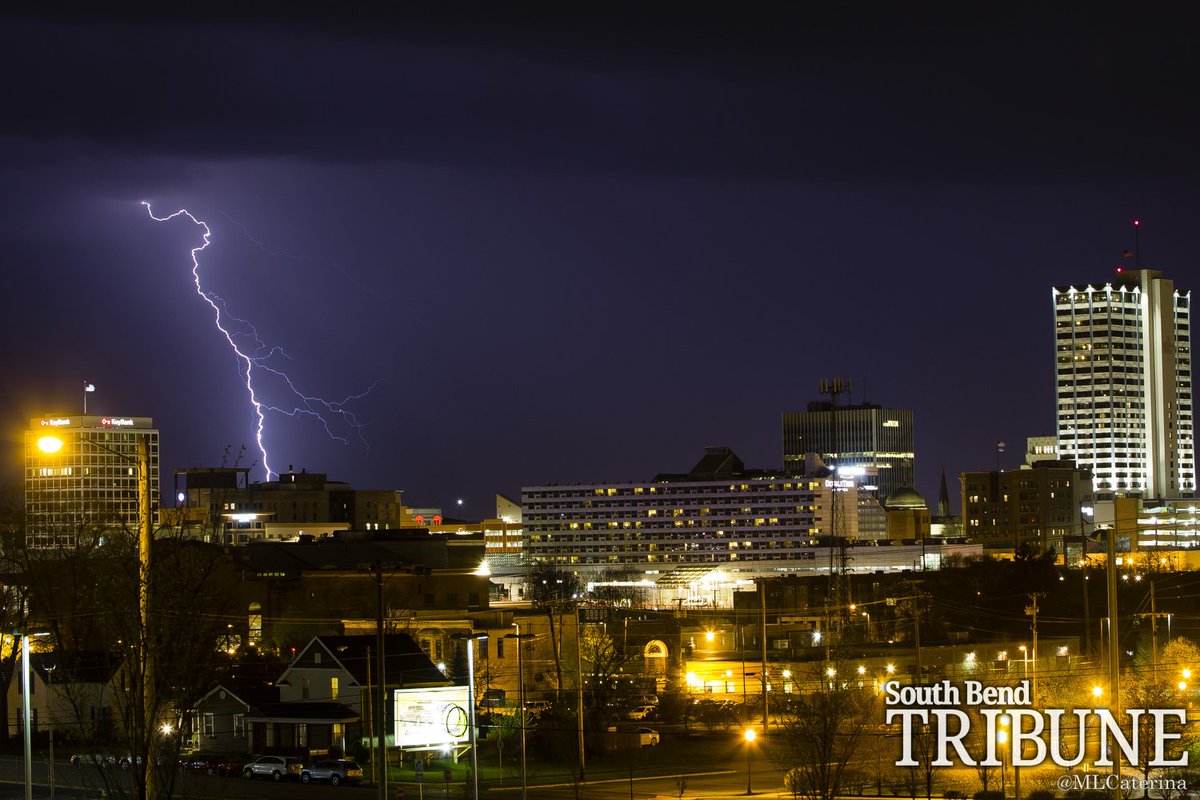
1053;269;1194;498
782;403;915;500
171;467;407;544
25;414;160;549
961;461;1092;553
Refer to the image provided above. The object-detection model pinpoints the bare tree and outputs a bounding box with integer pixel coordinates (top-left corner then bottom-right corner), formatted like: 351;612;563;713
25;522;237;800
771;674;876;800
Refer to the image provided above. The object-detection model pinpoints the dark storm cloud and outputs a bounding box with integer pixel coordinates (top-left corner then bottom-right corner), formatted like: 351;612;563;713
4;4;1199;180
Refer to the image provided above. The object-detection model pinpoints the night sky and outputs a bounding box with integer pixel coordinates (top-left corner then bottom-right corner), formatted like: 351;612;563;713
3;5;1199;515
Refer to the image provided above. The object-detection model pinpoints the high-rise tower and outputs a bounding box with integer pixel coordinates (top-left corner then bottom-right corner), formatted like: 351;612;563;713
1053;269;1194;498
25;414;160;548
782;402;914;501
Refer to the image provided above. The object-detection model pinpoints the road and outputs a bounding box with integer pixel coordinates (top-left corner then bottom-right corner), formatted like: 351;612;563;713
0;755;376;799
0;746;776;800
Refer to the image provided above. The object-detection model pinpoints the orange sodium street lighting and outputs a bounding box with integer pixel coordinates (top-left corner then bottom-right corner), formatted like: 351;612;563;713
37;435;64;454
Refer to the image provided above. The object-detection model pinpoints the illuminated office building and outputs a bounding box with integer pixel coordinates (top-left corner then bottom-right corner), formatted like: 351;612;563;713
1053;269;1194;498
781;402;914;500
25;414;160;549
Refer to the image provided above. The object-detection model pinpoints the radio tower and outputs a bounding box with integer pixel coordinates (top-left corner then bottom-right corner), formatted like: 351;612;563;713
819;377;853;643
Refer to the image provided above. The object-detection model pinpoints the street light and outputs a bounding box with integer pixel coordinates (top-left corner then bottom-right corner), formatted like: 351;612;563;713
37;434;157;799
46;660;56;800
451;632;488;800
997;719;1008;799
504;626;535;800
743;728;757;795
17;629;50;800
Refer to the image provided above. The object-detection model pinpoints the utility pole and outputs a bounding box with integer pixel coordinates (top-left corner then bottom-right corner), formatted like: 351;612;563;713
375;564;388;800
1105;527;1120;800
137;439;157;800
1150;579;1159;673
913;596;922;681
1082;568;1092;660
1024;594;1041;702
575;605;586;781
759;579;768;736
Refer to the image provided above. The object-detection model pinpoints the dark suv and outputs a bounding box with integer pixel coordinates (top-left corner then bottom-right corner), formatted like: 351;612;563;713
300;759;364;786
242;755;302;781
300;758;360;786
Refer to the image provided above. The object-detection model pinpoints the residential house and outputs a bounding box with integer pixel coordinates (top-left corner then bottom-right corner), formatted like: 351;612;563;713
253;633;449;756
6;651;121;744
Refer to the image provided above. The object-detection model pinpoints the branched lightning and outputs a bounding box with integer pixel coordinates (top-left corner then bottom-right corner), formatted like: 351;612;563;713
143;202;374;480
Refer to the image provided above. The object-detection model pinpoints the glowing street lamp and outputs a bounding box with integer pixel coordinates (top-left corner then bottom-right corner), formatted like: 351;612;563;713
996;717;1009;798
744;728;757;795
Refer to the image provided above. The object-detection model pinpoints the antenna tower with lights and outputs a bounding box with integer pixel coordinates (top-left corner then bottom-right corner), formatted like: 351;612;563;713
819;377;853;642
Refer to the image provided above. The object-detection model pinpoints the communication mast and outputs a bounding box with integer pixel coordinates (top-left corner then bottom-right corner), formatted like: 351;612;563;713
819;377;853;642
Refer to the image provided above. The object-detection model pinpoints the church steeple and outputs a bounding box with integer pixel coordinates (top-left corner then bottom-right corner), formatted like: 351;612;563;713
938;467;951;518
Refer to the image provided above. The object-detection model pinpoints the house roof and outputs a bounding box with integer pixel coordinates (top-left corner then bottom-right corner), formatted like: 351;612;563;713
246;701;360;724
197;677;279;711
279;633;450;689
27;651;120;685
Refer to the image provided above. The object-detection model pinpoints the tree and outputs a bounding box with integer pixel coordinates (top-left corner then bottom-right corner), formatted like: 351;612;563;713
25;524;237;800
0;486;32;748
579;623;628;735
1120;639;1199;795
771;675;875;800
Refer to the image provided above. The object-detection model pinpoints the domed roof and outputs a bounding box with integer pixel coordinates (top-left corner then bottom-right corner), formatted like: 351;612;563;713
884;487;927;510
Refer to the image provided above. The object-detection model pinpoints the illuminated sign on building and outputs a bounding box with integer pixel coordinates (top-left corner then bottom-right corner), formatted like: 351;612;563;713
100;418;135;427
40;418;72;427
393;686;470;748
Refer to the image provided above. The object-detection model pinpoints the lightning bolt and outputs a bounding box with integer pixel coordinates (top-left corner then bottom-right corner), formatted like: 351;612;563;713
143;202;374;480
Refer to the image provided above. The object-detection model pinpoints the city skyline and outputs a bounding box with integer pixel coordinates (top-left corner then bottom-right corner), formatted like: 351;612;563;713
3;6;1199;513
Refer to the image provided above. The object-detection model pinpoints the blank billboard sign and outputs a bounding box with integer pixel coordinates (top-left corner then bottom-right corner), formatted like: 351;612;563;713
393;685;471;747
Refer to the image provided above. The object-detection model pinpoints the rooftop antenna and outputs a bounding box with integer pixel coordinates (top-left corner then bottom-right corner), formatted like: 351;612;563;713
818;377;852;647
1133;218;1142;268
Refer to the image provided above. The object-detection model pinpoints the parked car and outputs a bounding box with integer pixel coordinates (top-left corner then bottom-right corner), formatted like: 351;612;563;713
242;755;303;781
301;758;364;786
637;727;660;746
69;753;120;768
524;700;552;715
180;753;242;776
634;694;659;706
625;705;656;720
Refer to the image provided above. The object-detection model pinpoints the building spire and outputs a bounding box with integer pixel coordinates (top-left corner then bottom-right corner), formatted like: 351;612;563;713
938;467;950;518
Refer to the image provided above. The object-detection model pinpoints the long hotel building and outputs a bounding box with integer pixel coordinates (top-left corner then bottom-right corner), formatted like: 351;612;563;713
1053;269;1194;498
522;446;863;576
25;414;160;548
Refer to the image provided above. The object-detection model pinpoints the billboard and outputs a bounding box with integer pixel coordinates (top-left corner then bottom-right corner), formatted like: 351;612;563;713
393;686;471;748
